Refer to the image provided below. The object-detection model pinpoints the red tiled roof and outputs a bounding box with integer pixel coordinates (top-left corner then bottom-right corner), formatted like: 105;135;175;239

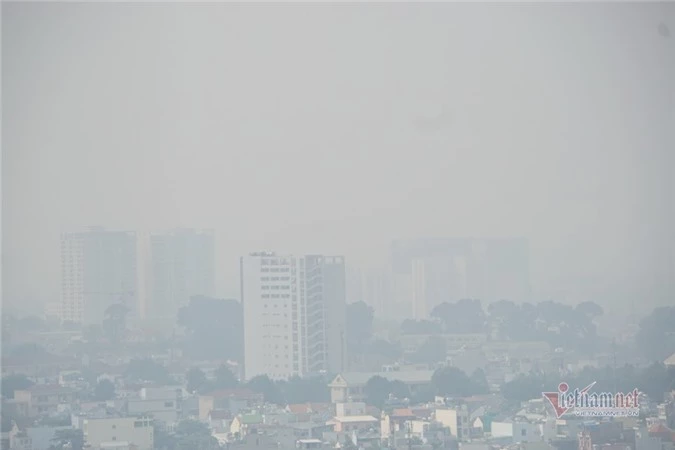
288;404;312;414
648;424;672;433
391;408;415;418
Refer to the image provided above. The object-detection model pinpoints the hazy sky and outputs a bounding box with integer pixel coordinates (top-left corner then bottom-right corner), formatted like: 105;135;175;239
3;3;674;314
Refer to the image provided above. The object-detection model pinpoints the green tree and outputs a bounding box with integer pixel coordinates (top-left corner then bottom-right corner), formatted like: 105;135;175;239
431;367;476;397
49;429;84;450
213;364;238;389
636;307;675;362
470;368;489;395
637;363;674;402
282;376;330;404
1;374;33;399
172;420;220;450
93;379;116;401
501;373;549;404
246;375;284;405
409;336;447;365
126;358;170;383
186;368;208;393
575;301;604;319
432;299;486;334
390;380;411;399
364;375;391;408
400;319;443;335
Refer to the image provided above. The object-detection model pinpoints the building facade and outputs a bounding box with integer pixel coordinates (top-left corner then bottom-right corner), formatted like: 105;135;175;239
60;227;137;324
148;228;215;321
391;238;530;320
240;252;346;380
82;416;153;450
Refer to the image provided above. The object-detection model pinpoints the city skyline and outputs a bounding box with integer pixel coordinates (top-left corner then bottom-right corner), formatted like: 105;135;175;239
1;3;674;449
4;3;673;317
55;226;541;327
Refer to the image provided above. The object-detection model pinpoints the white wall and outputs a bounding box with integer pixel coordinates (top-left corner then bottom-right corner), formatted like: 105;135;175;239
490;421;513;438
84;417;153;450
242;254;303;380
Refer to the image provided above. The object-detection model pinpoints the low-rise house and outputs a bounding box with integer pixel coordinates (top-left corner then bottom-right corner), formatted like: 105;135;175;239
81;414;153;450
286;403;334;423
227;426;297;450
490;419;542;443
381;408;418;440
208;409;232;431
126;386;182;427
327;415;379;433
199;388;264;420
647;423;675;443
336;402;367;417
9;430;32;450
13;385;76;417
436;406;471;441
230;413;264;438
296;438;324;449
19;426;72;450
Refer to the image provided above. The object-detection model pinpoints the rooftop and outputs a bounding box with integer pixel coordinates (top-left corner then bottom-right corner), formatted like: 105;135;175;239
331;415;378;423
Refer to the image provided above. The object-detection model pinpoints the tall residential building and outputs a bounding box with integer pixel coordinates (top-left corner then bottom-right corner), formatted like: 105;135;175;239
240;252;346;381
60;227;137;324
346;267;392;317
148;229;215;321
391;238;530;319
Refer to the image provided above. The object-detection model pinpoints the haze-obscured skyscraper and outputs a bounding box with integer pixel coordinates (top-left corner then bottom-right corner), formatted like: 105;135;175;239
148;229;215;322
240;252;346;380
346;267;392;318
60;227;137;324
392;238;530;319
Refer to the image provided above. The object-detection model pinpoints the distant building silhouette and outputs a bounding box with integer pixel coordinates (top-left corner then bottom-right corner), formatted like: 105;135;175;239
391;238;530;319
60;227;137;324
147;228;215;322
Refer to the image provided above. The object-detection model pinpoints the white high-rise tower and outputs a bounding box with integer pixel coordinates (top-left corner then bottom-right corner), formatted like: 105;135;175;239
240;252;346;380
